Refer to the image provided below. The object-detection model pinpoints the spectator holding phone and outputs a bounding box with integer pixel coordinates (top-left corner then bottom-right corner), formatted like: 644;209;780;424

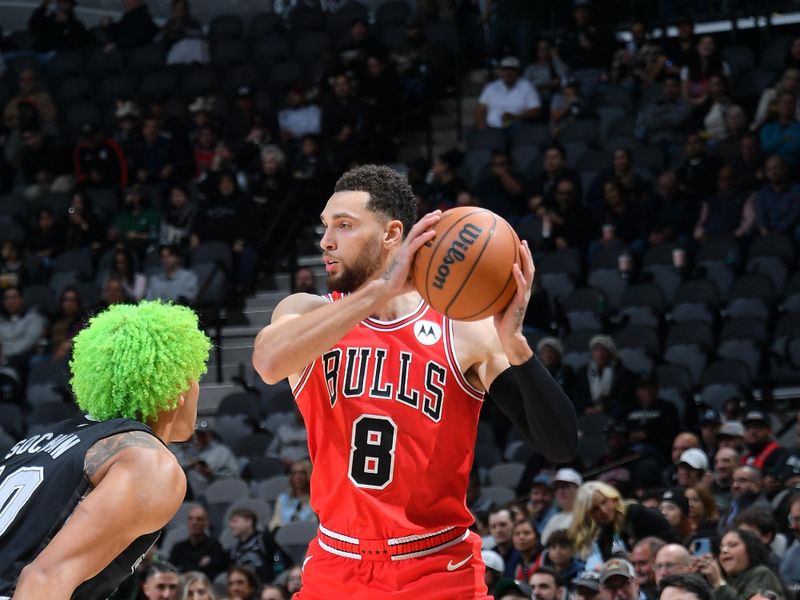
690;528;785;600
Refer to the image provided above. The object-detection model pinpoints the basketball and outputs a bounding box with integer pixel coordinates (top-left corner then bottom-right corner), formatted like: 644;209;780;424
412;207;520;321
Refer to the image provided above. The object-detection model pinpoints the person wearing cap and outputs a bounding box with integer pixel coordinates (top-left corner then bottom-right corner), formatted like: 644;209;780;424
493;577;532;600
528;473;558;532
659;489;692;542
113;100;143;162
740;411;789;476
174;419;238;497
573;571;602;600
575;335;636;419
627;375;680;457
481;549;505;595
700;409;722;455
677;448;710;488
536;337;577;402
542;468;583;543
475;55;541;130
717;422;745;454
664;432;701;487
719;466;770;531
712;447;740;511
73;121;129;189
425;148;468;210
600;557;646;600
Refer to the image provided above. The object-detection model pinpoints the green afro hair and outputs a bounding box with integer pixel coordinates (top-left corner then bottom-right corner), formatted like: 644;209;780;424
70;301;211;422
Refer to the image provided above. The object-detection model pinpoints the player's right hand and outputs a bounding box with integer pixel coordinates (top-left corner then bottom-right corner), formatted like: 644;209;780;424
378;210;441;299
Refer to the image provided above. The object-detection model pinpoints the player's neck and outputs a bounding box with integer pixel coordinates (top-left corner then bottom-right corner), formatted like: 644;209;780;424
369;290;421;322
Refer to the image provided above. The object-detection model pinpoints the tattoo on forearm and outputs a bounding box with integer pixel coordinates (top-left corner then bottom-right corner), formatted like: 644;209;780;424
383;259;400;281
84;431;161;477
514;308;524;331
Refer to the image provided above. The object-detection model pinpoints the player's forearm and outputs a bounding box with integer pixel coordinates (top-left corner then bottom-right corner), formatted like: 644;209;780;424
253;280;388;384
489;355;578;463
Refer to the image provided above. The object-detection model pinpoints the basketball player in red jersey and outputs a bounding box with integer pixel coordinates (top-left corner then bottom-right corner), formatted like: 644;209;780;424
252;165;577;599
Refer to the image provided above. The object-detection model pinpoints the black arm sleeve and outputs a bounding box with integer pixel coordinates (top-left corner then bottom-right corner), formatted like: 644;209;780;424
488;354;578;463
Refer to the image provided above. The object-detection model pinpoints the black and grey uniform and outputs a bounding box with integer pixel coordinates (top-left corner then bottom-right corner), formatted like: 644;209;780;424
0;416;164;599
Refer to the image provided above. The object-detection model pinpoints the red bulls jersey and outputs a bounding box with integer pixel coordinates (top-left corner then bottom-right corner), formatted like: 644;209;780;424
293;294;484;539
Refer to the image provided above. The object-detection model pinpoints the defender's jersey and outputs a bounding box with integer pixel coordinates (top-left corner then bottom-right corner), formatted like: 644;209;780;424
293;295;484;538
0;417;162;599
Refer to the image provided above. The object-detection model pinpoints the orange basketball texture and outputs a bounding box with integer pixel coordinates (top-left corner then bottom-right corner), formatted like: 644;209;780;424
412;207;520;321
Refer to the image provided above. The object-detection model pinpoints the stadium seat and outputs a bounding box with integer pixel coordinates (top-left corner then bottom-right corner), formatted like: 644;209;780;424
488;463;524;488
563;289;605;332
699;383;744;412
275;521;318;564
217;392;261;422
205;479;250;504
605;116;636;140
160;526;189;557
248;12;283;38
725;274;775;322
663;343;707;387
595;85;633;112
769;314;800;382
597;106;626;141
696;238;740;297
263;412;294;435
209;14;244;40
587;268;628;311
537;251;582;300
511;124;551;148
376;0;412;27
617;347;654;376
87;48;124;77
234;432;273;459
22;285;56;316
97;73;137;105
474;444;502;470
718;339;762;378
46;50;84;83
575;151;610;173
671;280;719;324
701;359;752;388
559;120;598;145
244;457;286;482
288;3;326;31
616;325;659;355
193;262;229;308
481;486;516;506
53;249;93;279
256;475;290;503
56;77;93;105
466;128;506;152
562;330;595;371
666;322;714;352
618;283;665;328
213;415;255;448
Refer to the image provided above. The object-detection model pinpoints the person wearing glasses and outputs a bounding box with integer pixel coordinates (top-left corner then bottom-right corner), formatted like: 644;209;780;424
599;558;647;600
719;466;770;531
653;544;691;585
779;494;800;592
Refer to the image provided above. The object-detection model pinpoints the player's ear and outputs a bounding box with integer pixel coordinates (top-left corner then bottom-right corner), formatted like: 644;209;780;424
383;219;403;248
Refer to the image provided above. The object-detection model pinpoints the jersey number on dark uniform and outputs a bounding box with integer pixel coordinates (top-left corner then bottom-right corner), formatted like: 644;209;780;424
0;466;44;537
348;415;397;490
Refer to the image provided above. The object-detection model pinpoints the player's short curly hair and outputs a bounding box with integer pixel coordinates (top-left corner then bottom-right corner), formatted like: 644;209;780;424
333;164;417;238
70;301;211;422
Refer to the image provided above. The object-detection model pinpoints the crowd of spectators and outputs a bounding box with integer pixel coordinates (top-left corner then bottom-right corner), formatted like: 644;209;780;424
3;1;800;600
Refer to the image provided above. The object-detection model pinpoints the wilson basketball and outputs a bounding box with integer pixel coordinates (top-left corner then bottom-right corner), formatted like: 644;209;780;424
412;207;520;321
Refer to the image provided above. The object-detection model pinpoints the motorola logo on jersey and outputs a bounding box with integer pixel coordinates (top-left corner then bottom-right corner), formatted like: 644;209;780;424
414;320;442;345
322;347;447;422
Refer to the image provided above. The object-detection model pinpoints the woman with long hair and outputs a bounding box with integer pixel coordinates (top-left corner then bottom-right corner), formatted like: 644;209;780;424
508;517;543;582
681;35;730;107
48;286;87;361
269;459;316;531
685;484;720;536
691;528;785;600
103;247;147;302
569;481;674;569
181;571;217;600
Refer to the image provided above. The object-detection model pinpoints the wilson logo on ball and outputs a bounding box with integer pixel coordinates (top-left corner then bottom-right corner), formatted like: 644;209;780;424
432;223;483;290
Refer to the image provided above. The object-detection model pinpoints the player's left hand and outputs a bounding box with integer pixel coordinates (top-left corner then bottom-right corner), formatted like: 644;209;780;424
493;239;535;364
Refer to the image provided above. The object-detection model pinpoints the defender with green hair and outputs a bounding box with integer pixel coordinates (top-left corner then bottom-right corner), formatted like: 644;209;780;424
0;301;211;600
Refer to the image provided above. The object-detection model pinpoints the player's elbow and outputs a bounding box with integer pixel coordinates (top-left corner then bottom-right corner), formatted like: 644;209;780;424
252;352;282;385
18;562;78;596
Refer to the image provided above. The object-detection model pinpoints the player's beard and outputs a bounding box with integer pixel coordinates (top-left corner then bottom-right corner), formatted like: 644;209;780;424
328;236;383;293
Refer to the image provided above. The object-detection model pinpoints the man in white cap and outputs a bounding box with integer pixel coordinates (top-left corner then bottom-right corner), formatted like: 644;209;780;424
541;468;583;542
576;334;635;419
572;571;602;600
600;557;646;600
676;448;708;487
475;55;541;130
481;549;505;596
